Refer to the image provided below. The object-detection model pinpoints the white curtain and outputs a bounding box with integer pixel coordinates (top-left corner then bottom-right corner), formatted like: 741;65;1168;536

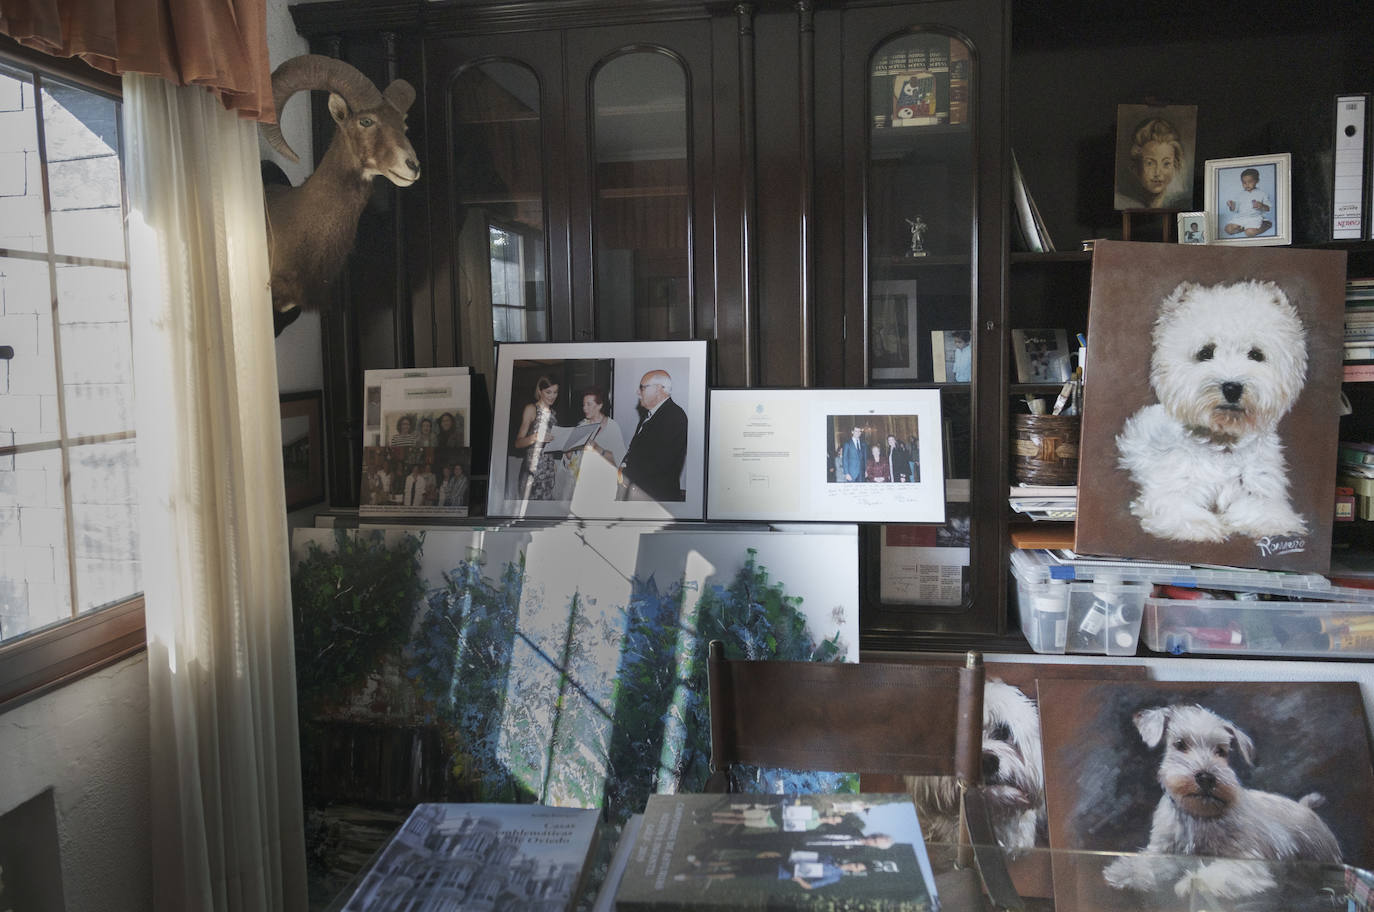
123;73;308;911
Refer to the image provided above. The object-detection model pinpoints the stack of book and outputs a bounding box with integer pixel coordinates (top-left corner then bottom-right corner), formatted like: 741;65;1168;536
1008;483;1076;521
1344;278;1374;379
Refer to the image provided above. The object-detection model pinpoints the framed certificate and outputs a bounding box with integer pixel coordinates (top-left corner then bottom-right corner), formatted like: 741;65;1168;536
706;388;945;523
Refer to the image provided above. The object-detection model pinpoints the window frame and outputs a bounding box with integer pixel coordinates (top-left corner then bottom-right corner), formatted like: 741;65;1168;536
0;35;145;712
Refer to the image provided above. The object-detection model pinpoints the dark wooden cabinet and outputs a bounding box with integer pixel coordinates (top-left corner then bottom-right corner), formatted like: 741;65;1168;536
289;0;1374;658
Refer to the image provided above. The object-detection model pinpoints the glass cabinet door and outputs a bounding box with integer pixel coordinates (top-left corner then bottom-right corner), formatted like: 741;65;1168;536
449;59;551;379
590;51;692;341
866;30;977;615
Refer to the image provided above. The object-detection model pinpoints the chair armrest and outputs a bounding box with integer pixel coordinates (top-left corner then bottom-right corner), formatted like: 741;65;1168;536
963;786;1025;911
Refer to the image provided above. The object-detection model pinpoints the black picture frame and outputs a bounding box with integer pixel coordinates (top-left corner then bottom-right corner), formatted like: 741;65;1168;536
280;390;325;512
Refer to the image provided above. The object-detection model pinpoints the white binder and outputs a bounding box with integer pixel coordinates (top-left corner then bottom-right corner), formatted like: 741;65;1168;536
1333;93;1368;240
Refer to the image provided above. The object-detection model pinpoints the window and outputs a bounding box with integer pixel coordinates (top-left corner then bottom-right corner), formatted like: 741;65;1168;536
0;44;143;708
489;221;547;342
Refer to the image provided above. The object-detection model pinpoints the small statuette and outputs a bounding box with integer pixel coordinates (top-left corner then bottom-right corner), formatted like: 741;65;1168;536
904;216;928;257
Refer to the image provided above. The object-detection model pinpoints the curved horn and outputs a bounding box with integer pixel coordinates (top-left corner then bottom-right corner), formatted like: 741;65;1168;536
259;54;385;163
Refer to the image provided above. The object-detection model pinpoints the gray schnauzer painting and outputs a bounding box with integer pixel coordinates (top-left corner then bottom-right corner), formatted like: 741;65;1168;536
1039;679;1374;912
1074;241;1346;573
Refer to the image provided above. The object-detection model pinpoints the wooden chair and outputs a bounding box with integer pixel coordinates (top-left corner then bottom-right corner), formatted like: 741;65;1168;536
704;640;1023;911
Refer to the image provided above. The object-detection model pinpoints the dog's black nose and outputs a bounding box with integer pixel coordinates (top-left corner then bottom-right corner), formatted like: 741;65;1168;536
1221;381;1243;403
982;752;999;780
1195;770;1217;791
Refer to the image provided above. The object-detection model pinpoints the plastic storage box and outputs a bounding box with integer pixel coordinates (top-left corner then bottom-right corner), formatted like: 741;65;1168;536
1010;549;1147;655
1142;596;1374;659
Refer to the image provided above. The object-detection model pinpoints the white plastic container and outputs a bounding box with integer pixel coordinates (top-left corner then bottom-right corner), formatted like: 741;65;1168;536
1142;596;1374;658
1011;550;1146;655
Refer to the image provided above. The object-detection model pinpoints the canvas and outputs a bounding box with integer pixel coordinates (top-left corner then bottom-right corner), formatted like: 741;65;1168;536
1038;678;1374;912
1074;241;1347;572
291;524;860;824
861;660;1148;899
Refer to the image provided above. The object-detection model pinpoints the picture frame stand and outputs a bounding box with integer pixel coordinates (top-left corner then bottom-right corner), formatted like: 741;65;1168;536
1120;209;1175;242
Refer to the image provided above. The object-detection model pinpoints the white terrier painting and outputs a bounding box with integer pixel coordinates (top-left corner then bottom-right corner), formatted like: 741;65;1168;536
1038;679;1374;912
1117;279;1307;542
1073;241;1346;573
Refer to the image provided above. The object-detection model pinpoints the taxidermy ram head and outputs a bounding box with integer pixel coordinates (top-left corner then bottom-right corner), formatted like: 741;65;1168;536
259;54;420;335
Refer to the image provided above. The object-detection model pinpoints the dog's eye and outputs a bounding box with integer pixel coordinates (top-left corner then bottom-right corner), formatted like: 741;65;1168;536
1195;344;1215;361
990;722;1011;742
1172;739;1188;752
1247;347;1265;362
1214;744;1228;758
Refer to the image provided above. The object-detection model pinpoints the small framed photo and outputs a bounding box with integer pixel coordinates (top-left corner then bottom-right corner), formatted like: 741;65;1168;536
706;388;945;523
1010;328;1072;383
930;329;972;383
280;390;325;512
1176;211;1207;244
869;279;920;380
488;340;708;521
1204;153;1292;246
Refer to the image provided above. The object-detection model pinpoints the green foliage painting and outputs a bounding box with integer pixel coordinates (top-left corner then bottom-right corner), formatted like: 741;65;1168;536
291;529;426;715
408;544;852;822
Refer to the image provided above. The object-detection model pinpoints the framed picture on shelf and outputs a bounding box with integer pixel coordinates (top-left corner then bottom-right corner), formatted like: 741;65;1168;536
1011;329;1073;383
870;280;920;380
1113;103;1198;211
706;388;945;523
1204;153;1292;246
279;390;325;512
1176;211;1207;244
360;368;472;519
931;329;972;383
487;340;708;521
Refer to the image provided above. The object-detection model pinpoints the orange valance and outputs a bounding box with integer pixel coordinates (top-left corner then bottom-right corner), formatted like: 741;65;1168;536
0;0;275;122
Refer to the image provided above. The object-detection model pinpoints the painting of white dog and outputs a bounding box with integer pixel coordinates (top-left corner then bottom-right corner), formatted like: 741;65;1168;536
1039;679;1374;912
1075;241;1346;572
1117;279;1308;542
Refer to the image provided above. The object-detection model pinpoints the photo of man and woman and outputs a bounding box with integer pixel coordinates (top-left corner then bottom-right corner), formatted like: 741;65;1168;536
827;416;921;485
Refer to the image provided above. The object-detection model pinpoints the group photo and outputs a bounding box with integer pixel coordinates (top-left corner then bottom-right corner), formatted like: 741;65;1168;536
827;415;922;484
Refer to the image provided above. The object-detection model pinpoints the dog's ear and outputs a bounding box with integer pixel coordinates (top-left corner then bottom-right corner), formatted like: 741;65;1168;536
1226;724;1256;766
1133;707;1170;747
1156;282;1197;321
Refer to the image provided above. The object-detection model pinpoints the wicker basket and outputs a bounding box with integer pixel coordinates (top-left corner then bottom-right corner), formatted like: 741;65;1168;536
1012;414;1080;485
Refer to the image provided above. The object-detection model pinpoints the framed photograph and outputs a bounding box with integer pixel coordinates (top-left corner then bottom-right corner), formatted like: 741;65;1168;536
1113;103;1198;211
870;279;920;380
360;368;472;519
1074;240;1346;572
930;329;972;382
1176;210;1207;244
1204;153;1292;246
1038;678;1374;912
487;340;708;521
706;387;945;523
1010;328;1072;383
280;390;325;512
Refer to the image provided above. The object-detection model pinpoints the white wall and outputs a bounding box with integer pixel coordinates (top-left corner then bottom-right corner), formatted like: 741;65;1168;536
0;654;152;912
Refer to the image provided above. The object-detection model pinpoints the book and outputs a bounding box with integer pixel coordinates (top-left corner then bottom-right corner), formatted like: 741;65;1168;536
1010;150;1042;253
593;814;644;912
341;803;600;912
1346;362;1374;382
613;794;936;911
1339;441;1374;465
